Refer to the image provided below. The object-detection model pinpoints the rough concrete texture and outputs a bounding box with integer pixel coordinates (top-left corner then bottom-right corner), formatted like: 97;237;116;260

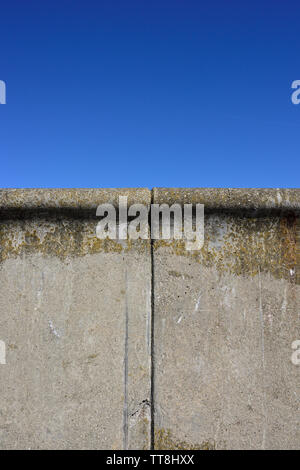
153;188;300;211
0;188;150;211
0;188;299;450
0;190;151;449
153;191;299;450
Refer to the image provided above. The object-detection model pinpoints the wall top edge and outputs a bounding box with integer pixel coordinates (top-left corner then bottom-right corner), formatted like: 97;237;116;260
0;188;299;212
0;189;151;211
153;188;300;211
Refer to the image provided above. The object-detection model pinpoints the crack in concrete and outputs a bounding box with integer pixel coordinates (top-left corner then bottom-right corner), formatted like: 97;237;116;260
130;399;151;418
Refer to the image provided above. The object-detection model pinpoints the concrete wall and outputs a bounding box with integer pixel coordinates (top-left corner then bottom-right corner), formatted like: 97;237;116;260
0;188;299;450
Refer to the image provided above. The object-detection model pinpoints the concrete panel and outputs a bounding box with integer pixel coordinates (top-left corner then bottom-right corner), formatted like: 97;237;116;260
0;188;299;450
0;189;151;449
153;188;299;450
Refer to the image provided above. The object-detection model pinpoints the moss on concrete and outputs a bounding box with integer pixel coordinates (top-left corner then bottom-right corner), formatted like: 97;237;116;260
0;190;298;282
0;219;150;262
154;428;216;450
154;213;299;284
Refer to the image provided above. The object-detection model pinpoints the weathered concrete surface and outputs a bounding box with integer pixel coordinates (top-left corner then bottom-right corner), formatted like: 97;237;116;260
153;188;300;211
0;188;299;450
153;188;300;450
0;189;151;449
0;188;150;212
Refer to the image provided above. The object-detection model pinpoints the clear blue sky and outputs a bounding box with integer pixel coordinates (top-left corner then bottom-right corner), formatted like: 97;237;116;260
0;1;299;188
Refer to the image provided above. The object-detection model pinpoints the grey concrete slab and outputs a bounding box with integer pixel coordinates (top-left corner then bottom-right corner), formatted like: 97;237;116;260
153;190;300;450
0;190;151;449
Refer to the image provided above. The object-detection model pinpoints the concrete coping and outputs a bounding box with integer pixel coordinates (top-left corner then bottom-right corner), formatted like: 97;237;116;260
0;188;299;214
0;189;151;211
153;188;300;212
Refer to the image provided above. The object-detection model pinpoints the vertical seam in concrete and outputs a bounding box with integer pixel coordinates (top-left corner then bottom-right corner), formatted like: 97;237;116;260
123;267;129;450
150;189;155;449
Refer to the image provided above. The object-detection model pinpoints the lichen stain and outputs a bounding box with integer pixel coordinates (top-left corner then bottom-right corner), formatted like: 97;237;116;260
154;428;216;450
0;219;150;262
154;214;299;284
0;213;298;284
